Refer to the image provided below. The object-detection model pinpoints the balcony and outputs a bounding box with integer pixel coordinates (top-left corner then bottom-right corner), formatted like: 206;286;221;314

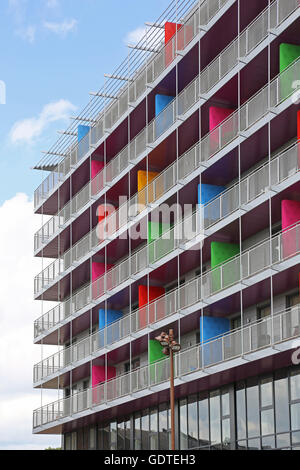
34;0;300;253
34;135;300;334
33;222;300;385
34;0;234;211
33;303;300;430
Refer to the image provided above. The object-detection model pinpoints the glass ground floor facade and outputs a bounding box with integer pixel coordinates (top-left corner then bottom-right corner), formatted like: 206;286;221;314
64;365;300;450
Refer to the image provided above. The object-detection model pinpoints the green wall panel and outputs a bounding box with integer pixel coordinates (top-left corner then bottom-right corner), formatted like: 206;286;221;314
149;339;166;383
279;43;300;100
211;242;240;293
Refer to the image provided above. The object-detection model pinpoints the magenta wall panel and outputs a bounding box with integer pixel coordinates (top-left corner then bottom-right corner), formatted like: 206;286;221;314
282;200;300;230
282;200;300;259
92;365;116;387
92;262;114;300
209;106;235;132
91;161;104;179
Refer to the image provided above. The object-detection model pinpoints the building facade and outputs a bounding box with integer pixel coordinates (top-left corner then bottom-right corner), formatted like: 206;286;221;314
33;0;300;450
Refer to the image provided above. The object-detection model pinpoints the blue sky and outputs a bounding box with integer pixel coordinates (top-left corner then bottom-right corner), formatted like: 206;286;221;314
0;0;171;204
0;0;171;450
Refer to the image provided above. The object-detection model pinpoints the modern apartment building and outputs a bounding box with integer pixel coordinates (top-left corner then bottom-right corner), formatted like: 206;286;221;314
32;0;300;450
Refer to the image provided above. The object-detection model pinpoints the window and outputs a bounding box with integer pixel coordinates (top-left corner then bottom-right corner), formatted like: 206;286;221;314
198;392;209;446
209;390;221;448
179;399;188;449
89;426;96;450
134;413;141;450
287;292;299;308
257;303;271;319
188;395;198;448
246;378;260;438
231;316;241;330
149;409;158;450
158;403;170;450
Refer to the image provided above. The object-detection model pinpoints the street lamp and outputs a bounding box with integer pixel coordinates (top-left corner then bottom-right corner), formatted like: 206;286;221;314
155;329;181;450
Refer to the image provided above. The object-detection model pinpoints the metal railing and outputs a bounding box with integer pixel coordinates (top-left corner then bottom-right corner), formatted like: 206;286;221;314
33;221;300;382
33;135;300;332
34;0;300;251
33;303;300;428
34;0;232;210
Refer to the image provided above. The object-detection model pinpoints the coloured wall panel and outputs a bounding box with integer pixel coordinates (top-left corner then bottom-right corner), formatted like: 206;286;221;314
165;22;182;66
279;43;300;100
211;242;240;293
99;309;123;346
200;316;230;366
91;161;104;179
198;183;226;223
282;200;300;258
137;170;159;207
209;106;236;155
92;262;114;299
148;221;173;264
297;111;300;170
92;365;116;404
155;94;174;138
149;339;165;383
138;285;166;328
78;125;90;142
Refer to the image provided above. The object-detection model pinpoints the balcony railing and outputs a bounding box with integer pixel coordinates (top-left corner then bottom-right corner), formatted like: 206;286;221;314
34;0;300;251
33;136;300;332
34;0;233;211
33;221;300;383
33;303;300;428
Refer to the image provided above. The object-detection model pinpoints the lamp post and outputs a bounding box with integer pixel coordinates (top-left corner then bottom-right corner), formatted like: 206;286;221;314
155;329;181;450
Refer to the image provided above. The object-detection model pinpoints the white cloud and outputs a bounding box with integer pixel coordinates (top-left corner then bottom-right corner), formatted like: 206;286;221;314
0;193;60;449
10;99;77;144
44;18;78;37
124;26;147;45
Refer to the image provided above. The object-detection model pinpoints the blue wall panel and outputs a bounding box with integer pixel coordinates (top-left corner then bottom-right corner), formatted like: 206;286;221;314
155;94;174;138
198;184;226;223
78;125;90;142
99;309;123;346
200;316;230;366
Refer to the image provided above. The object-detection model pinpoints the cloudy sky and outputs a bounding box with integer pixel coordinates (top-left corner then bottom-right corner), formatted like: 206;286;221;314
0;0;170;450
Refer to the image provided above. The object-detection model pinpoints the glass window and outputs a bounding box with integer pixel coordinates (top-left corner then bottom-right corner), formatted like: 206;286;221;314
261;377;273;408
89;426;96;450
292;431;300;444
262;436;275;450
71;431;77;450
99;424;110;450
290;370;300;401
65;433;71;450
275;375;290;433
247;438;260;450
236;383;246;440
188;395;198;448
134;413;141;450
141;411;149;449
117;421;125;450
180;399;188;449
210;390;221;446
159;404;169;450
277;433;291;448
258;304;271;319
222;418;231;448
291;403;300;431
222;390;230;417
287;292;299;308
246;380;260;438
125;419;131;450
198;393;209;445
261;409;274;436
110;422;117;450
150;409;158;450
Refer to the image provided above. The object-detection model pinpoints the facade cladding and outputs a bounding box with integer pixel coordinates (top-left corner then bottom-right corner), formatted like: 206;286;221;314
32;0;300;451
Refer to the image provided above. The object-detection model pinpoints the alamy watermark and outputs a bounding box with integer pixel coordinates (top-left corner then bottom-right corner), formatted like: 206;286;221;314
0;80;6;105
96;198;205;250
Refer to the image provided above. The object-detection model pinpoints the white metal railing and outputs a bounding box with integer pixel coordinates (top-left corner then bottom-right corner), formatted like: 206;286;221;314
34;0;232;210
33;303;300;428
33;127;300;298
34;0;300;251
33;135;300;331
33;221;300;382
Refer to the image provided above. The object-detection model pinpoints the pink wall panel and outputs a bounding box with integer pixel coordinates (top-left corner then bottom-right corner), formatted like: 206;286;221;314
209;106;235;132
282;200;300;259
91;161;104;179
92;365;116;387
